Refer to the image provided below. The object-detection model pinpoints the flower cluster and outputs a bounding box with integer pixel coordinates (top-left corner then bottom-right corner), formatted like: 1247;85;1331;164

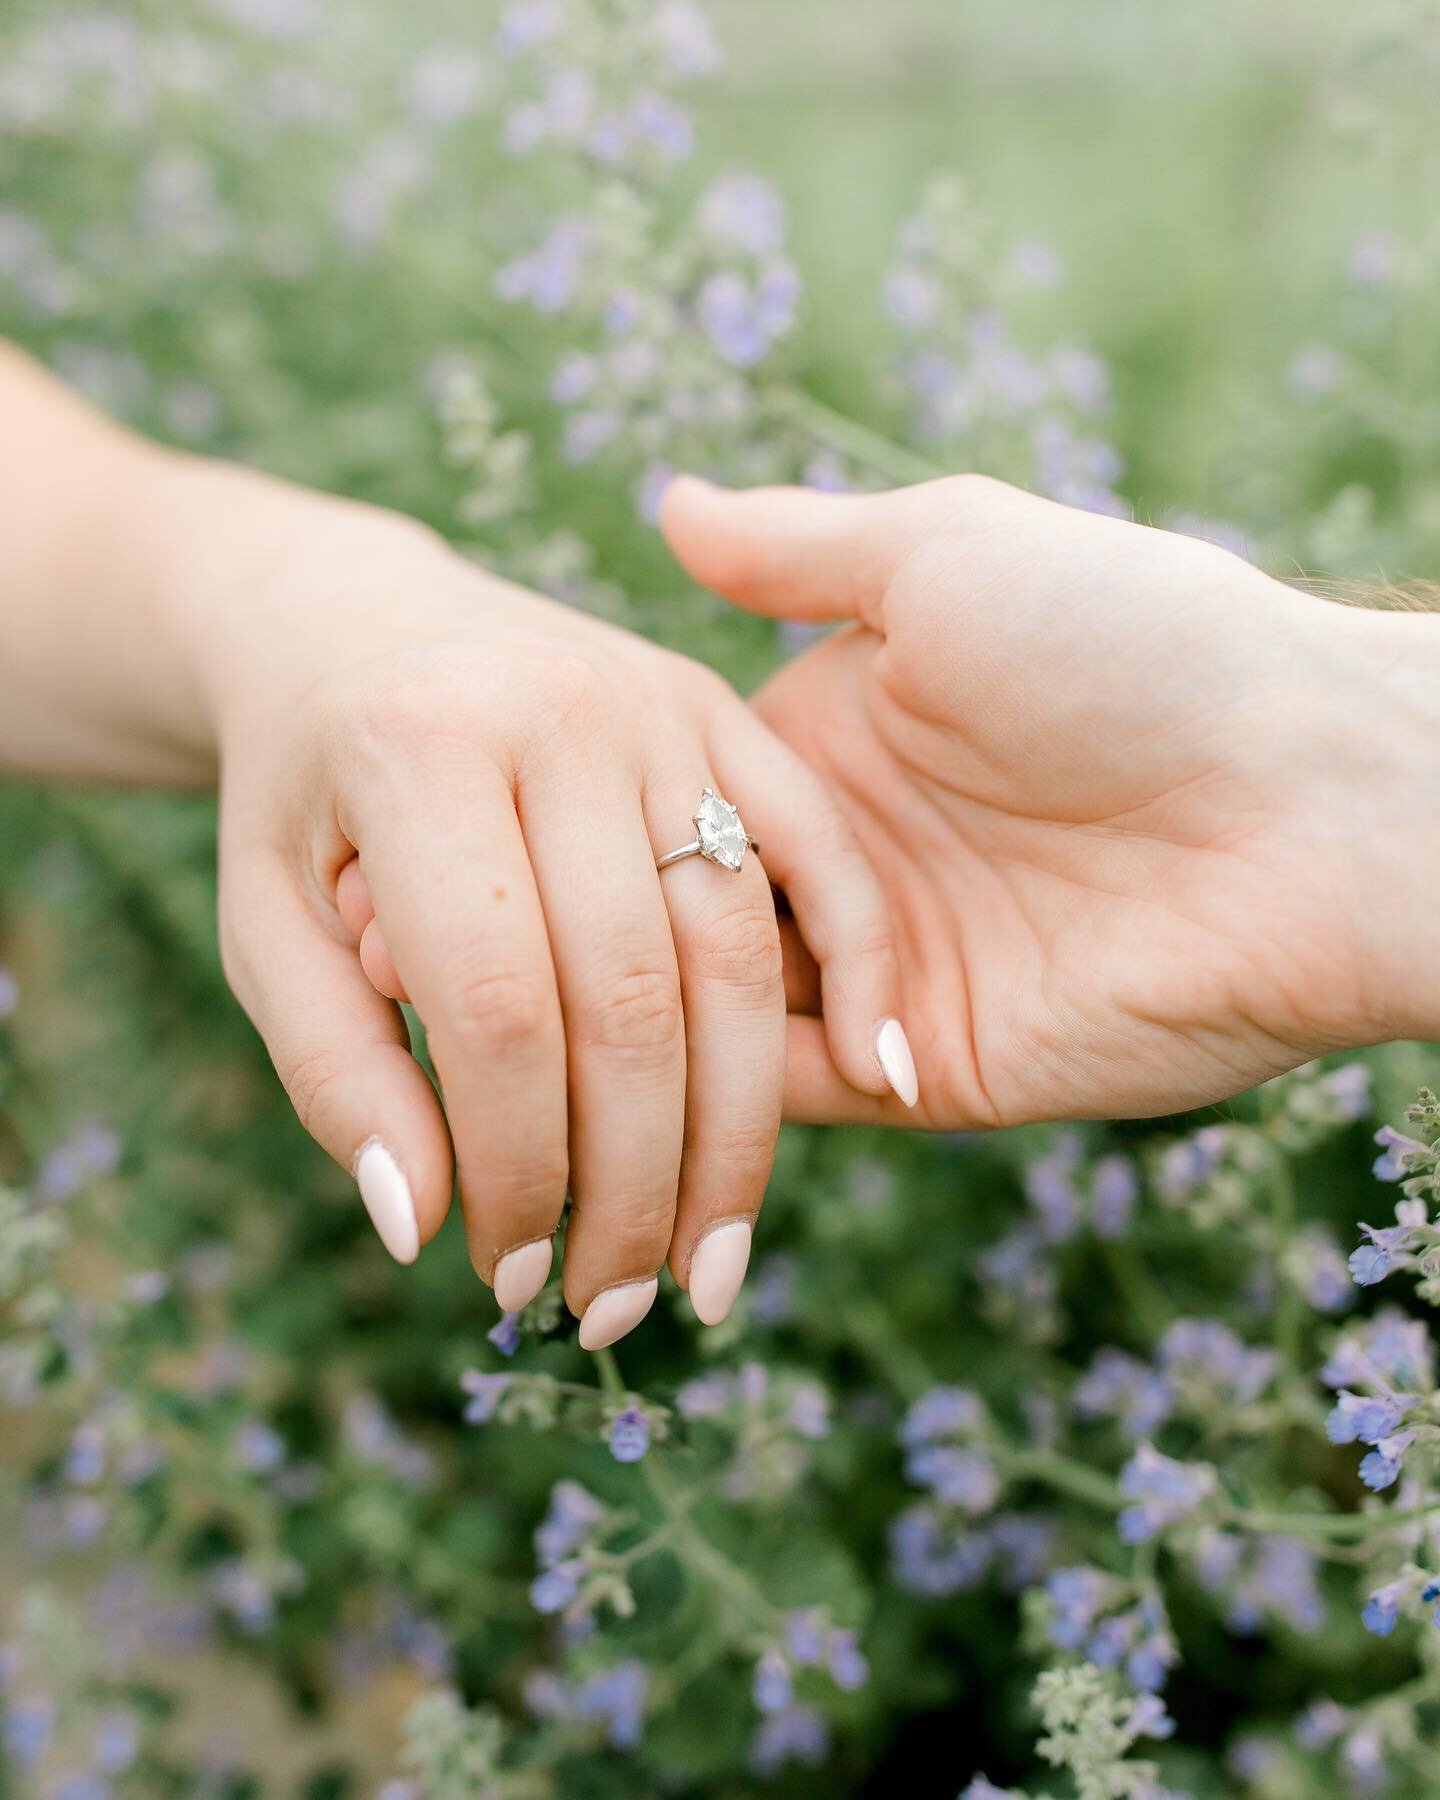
7;1;1440;1795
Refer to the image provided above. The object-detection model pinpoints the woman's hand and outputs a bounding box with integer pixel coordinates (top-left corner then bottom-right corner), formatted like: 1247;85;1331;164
662;473;1440;1128
139;465;909;1345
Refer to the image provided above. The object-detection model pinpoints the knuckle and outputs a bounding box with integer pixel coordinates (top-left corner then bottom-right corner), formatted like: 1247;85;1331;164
439;956;554;1050
580;961;684;1055
691;902;784;992
536;651;611;726
478;1150;570;1223
282;1043;345;1137
703;1116;779;1177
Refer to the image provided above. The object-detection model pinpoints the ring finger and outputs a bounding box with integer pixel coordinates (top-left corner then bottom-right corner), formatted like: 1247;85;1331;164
646;760;787;1327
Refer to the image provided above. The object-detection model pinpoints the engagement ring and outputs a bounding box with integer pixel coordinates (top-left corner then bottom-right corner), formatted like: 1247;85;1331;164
656;787;758;874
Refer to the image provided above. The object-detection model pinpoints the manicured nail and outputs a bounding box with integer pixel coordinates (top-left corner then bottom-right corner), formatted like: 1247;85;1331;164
578;1277;659;1352
688;1220;752;1327
353;1137;419;1264
874;1018;919;1108
493;1238;553;1312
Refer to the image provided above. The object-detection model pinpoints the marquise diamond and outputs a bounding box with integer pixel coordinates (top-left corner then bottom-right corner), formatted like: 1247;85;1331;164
695;787;749;871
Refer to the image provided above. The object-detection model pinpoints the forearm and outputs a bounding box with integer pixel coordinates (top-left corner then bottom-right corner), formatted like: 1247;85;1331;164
0;343;428;786
0;342;221;783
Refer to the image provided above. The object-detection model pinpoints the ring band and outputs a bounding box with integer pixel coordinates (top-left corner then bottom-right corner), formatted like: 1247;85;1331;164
657;787;758;874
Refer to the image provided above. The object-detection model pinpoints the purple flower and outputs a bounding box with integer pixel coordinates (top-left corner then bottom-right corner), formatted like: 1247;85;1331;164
883;266;942;331
901;1386;983;1446
1025;1144;1082;1243
495;218;590;313
1244;1538;1324;1635
1362;1579;1404;1637
1325;1390;1405;1446
1358;1437;1411;1491
576;1661;647;1749
752;1650;793;1715
782;1610;825;1666
1373;1125;1426;1182
92;1709;139;1774
549;351;596;405
784;1383;831;1440
1051;347;1110;413
904;1445;999;1513
530;1558;583;1614
1156;1126;1228;1201
825;1628;869;1691
654;0;722;77
697;172;785;256
3;1695;54;1768
696;272;770;368
961;1782;1024;1800
889;1504;993;1596
231;1420;286;1474
748;1704;829;1777
535;1480;603;1566
629;92;692;160
1293;1698;1347;1750
498;0;562;56
1045;1566;1110;1652
1090;1155;1138;1237
459;1369;512;1424
1321;1063;1372;1122
562;407;622;465
488;1312;521;1356
1348;1243;1390;1287
608;1407;650;1463
1118;1444;1214;1543
0;967;17;1016
1073;1349;1173;1438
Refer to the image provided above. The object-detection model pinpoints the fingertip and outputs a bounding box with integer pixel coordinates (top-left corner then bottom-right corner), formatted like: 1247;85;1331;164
335;856;375;939
359;916;409;1003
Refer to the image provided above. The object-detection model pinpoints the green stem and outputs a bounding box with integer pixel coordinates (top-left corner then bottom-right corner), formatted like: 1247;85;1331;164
1001;1445;1440;1542
592;1345;629;1407
763;383;946;486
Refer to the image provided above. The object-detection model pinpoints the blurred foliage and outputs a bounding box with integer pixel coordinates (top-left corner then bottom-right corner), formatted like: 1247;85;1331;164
3;1;1440;1796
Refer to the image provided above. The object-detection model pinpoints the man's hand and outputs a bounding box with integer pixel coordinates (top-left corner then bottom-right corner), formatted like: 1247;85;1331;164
663;473;1437;1128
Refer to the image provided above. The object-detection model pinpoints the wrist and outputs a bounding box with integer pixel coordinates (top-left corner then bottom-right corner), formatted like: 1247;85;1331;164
138;454;451;762
1301;598;1440;1046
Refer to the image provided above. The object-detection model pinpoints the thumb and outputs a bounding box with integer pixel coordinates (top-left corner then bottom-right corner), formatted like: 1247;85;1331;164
659;475;908;627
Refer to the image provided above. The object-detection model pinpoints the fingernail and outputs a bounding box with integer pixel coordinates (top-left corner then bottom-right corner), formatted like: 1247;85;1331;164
354;1137;420;1264
578;1277;659;1352
688;1220;752;1327
493;1238;553;1311
874;1018;919;1108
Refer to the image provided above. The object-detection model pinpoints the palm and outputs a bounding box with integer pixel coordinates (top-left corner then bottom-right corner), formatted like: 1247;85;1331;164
678;477;1369;1128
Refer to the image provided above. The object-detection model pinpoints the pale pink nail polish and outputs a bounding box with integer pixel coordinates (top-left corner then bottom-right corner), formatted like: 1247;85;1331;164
688;1220;752;1326
874;1018;919;1108
354;1138;420;1264
578;1277;658;1351
493;1238;553;1311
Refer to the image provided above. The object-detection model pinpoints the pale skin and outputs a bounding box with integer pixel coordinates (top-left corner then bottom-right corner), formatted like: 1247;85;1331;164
660;474;1440;1126
6;344;1438;1344
0;343;911;1347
